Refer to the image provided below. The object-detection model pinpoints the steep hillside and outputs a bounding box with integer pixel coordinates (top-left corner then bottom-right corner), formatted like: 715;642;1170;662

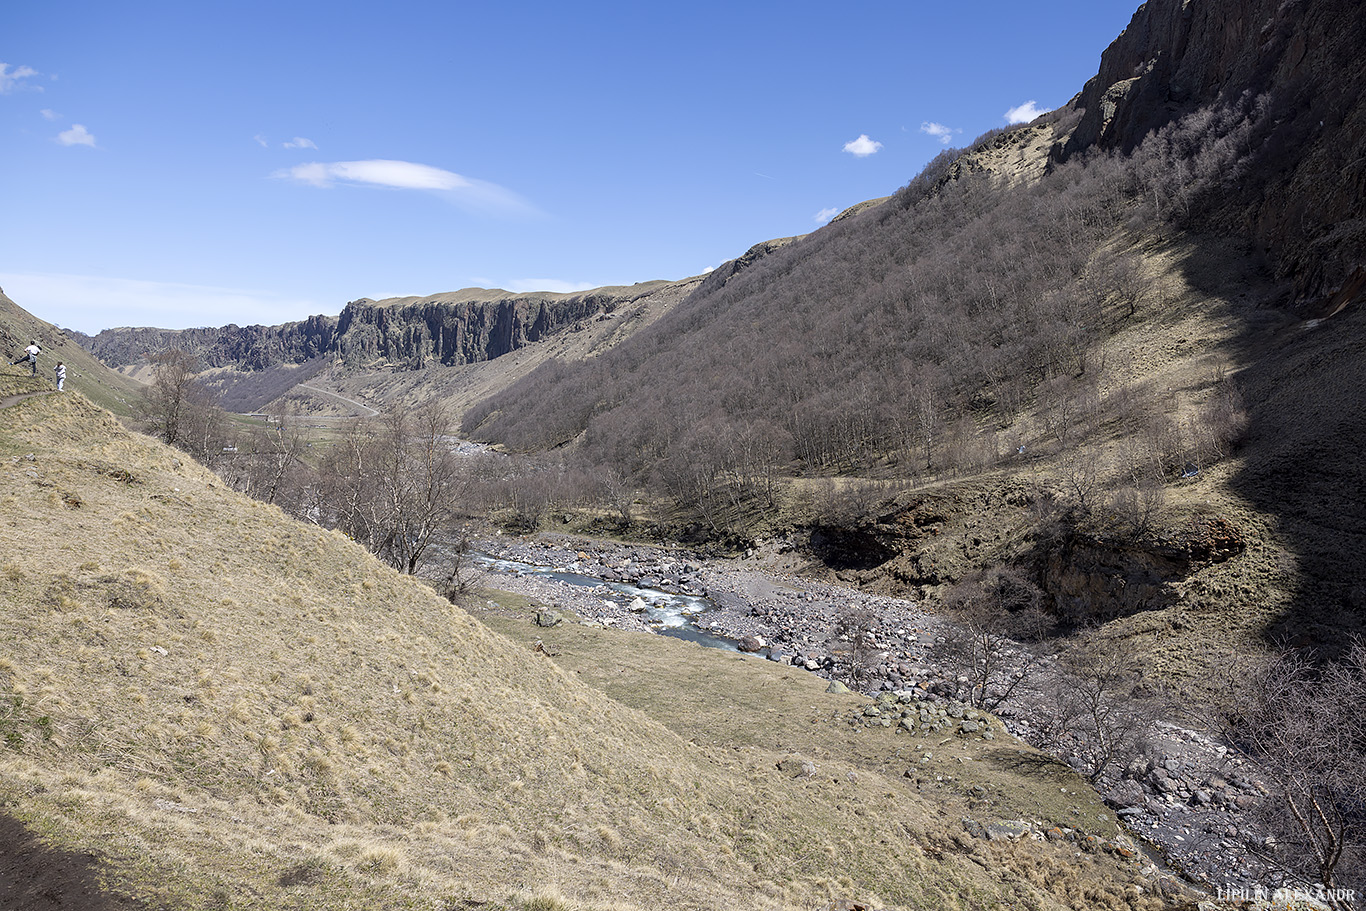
0;386;1178;910
458;0;1365;672
1059;0;1366;303
1;290;143;417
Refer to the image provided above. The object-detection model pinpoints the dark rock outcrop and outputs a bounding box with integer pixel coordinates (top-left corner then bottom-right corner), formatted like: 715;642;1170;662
693;236;802;297
1058;0;1366;304
79;282;688;372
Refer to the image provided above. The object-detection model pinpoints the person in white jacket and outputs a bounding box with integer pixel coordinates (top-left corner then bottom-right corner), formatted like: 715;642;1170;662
54;361;66;391
9;340;40;376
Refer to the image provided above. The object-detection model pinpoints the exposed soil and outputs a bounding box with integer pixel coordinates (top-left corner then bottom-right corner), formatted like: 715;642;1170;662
0;814;141;911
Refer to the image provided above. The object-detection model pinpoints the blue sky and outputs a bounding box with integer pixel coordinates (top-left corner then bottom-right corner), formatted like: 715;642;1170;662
2;0;1140;333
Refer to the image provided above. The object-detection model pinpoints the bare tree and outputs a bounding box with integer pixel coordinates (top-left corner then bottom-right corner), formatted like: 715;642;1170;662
222;403;310;508
1233;643;1366;905
833;606;879;687
425;528;485;605
1034;634;1162;785
140;349;226;463
940;568;1049;712
317;401;471;575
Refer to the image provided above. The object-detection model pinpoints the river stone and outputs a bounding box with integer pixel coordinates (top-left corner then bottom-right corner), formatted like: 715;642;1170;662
628;597;648;612
826;680;852;695
738;635;764;652
535;610;563;628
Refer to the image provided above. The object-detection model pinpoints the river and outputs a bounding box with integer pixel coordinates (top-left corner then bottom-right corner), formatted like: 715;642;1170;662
476;554;740;651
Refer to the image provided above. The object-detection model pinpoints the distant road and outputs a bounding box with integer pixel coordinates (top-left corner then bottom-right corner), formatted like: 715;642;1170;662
296;383;380;417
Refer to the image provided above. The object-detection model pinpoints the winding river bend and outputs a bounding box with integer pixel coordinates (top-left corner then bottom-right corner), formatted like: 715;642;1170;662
476;554;740;651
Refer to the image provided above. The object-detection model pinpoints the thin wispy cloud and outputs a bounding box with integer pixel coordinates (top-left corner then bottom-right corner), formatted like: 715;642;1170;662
814;206;841;224
1005;100;1050;124
920;122;960;145
57;124;96;147
0;271;322;334
273;159;538;216
283;136;317;150
0;63;40;94
40;108;61;121
253;133;269;148
842;134;882;157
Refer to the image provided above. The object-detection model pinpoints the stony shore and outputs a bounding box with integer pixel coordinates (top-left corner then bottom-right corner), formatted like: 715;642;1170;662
474;532;1296;899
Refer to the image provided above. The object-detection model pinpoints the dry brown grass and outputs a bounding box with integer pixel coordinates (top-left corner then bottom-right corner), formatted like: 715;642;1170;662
0;391;1181;909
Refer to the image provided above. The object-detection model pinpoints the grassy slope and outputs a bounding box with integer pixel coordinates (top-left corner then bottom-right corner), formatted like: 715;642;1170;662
0;292;144;417
0;392;1175;910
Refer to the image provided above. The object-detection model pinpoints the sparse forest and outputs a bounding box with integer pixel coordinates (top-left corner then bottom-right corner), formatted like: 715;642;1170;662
462;97;1266;534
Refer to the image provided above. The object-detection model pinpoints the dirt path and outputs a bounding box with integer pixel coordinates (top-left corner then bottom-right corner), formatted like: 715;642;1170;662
295;383;379;416
0;391;53;410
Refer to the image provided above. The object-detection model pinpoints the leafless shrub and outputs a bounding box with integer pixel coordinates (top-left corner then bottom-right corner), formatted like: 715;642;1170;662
1105;438;1167;536
833;606;879;686
1056;445;1102;514
811;478;887;525
1231;643;1366;904
939;568;1050;712
1033;633;1162;785
1191;373;1250;465
138;349;227;464
425;531;484;606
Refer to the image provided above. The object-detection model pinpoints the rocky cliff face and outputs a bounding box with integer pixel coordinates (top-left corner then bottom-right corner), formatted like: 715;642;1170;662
81;282;689;372
1059;0;1366;304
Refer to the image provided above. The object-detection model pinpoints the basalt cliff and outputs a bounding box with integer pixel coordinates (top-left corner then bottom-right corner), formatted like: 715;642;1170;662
78;280;697;373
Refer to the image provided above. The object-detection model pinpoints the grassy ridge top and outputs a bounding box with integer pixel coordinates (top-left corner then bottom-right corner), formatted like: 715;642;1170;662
0;391;1174;910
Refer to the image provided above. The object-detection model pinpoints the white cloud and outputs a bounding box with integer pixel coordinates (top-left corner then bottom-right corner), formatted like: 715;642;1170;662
283;136;317;150
1004;100;1050;124
277;159;468;190
40;108;61;121
57;124;96;147
842;134;882;157
0;63;40;94
253;133;269;147
273;159;538;216
814;206;841;224
0;271;324;334
504;278;598;294
919;122;960;145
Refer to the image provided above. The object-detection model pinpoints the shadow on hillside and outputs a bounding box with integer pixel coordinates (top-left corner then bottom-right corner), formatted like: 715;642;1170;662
0;814;143;911
1173;240;1366;651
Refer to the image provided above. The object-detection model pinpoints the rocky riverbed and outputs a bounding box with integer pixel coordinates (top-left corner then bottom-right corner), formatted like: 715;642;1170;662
474;532;1298;899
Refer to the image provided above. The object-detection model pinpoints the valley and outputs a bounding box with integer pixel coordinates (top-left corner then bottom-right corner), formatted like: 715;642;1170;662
2;0;1364;907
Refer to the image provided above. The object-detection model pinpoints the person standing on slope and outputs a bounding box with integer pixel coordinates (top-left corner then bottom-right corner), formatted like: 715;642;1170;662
53;361;66;391
9;340;40;376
